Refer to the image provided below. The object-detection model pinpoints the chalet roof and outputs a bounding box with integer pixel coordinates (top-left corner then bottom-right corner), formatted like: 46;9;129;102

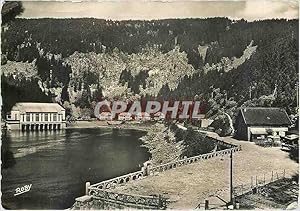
136;112;150;117
154;112;165;116
100;112;112;115
118;112;131;116
241;107;291;126
11;102;65;113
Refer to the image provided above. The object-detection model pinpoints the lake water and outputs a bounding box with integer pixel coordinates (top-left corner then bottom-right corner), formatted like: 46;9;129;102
1;128;149;209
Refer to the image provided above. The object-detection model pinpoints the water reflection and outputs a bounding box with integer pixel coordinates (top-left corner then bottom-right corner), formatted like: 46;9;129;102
1;130;16;169
1;128;149;209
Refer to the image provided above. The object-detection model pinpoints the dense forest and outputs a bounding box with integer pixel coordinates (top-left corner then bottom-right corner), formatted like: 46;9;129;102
1;18;299;127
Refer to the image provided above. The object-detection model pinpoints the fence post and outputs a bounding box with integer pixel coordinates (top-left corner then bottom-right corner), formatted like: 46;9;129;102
276;172;279;180
251;176;253;188
241;184;244;195
85;182;91;195
263;174;265;184
283;169;286;178
271;171;273;182
158;194;163;209
204;200;209;210
255;176;258;187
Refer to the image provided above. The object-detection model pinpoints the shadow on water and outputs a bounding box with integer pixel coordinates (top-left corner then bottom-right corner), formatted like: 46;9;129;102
1;129;16;169
1;128;149;209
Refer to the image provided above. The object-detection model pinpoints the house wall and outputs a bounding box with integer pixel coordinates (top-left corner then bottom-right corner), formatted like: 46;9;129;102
99;116;113;121
62;110;66;120
7;112;67;130
11;111;20;120
7;122;20;130
200;119;214;128
61;122;67;129
248;126;288;141
118;116;132;121
136;116;151;121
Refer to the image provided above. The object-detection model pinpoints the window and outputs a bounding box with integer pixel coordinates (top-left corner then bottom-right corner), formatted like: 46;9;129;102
26;113;30;122
53;114;57;121
45;114;48;121
36;113;39;121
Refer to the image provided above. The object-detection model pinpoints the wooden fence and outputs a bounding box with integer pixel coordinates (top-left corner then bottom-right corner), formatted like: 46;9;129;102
233;169;287;197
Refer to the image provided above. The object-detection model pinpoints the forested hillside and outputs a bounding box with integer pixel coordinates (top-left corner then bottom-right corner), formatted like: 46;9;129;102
1;18;298;120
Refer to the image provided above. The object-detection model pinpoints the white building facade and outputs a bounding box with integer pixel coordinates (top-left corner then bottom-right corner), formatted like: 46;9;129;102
118;112;133;121
6;102;66;131
99;112;113;121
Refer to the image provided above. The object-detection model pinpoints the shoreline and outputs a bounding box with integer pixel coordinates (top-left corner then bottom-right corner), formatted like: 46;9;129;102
1;120;154;133
66;120;154;132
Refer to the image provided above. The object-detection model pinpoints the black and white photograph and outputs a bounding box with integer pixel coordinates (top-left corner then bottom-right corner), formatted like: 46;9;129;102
1;0;299;210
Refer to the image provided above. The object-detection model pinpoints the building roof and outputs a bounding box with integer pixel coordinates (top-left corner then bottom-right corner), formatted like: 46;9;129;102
118;112;131;116
154;112;165;116
249;128;268;135
241;107;291;126
11;102;65;113
100;112;112;115
136;112;150;117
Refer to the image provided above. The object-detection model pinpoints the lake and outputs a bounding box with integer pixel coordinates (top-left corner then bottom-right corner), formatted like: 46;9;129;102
1;128;149;209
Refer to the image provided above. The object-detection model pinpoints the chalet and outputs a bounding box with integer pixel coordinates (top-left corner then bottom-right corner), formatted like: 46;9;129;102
281;130;299;150
99;112;113;121
153;112;165;121
200;119;214;128
117;112;132;121
235;107;291;141
6;102;66;131
135;112;151;121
